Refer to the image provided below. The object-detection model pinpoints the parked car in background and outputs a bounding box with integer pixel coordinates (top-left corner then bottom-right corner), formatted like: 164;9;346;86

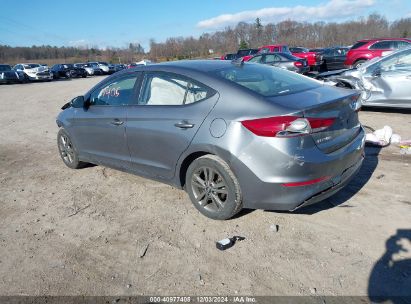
220;53;238;60
83;63;103;75
13;63;53;81
56;60;364;220
317;47;411;109
317;47;349;71
0;64;22;84
74;63;94;76
248;52;309;74
108;64;125;74
115;64;126;71
344;38;411;68
88;62;109;74
127;60;153;68
290;47;320;70
257;44;290;55
51;64;87;79
237;48;259;61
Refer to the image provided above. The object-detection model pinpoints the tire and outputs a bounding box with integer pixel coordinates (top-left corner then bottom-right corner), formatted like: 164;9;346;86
65;71;71;78
353;60;366;68
185;155;242;220
57;128;86;169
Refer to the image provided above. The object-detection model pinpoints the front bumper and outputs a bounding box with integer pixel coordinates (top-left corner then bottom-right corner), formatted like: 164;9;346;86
232;127;366;211
28;74;53;80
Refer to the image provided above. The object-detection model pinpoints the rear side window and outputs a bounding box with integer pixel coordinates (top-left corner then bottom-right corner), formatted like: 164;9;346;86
248;55;262;63
396;41;411;49
138;72;211;106
213;64;319;97
369;41;394;50
90;75;138;106
264;54;281;63
351;41;368;49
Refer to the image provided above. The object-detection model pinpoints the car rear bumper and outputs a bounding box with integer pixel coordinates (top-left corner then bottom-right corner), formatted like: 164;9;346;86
232;126;366;211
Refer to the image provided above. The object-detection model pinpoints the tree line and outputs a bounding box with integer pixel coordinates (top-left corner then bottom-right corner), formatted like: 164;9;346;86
0;14;410;64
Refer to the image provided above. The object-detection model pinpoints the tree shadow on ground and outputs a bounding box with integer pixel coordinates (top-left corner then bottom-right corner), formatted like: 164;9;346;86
368;229;411;304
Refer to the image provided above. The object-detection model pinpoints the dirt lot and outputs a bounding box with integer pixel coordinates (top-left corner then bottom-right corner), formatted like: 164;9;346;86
0;77;410;297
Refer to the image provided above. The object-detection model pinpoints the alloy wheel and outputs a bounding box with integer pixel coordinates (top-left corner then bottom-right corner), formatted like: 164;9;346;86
191;166;228;212
59;134;75;164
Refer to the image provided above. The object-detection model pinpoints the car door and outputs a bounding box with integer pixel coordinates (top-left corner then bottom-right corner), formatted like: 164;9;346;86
125;71;219;180
362;49;411;107
334;48;348;70
69;73;140;169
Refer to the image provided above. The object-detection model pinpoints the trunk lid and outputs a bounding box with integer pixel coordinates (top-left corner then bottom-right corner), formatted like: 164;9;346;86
268;85;362;153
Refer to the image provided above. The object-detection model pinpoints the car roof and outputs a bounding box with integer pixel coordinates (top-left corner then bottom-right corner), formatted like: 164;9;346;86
358;38;411;42
138;59;238;73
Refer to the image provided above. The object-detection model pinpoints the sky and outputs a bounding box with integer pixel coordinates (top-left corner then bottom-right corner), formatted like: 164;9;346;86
0;0;410;50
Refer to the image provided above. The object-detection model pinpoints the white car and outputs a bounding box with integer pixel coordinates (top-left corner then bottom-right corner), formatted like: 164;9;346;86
13;63;53;81
88;62;109;74
74;63;94;76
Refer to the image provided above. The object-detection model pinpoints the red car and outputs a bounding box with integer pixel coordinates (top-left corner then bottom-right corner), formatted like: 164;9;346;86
289;47;321;69
344;38;411;68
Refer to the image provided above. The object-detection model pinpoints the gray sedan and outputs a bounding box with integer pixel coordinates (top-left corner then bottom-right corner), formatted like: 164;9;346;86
317;47;411;109
248;52;310;74
56;60;365;220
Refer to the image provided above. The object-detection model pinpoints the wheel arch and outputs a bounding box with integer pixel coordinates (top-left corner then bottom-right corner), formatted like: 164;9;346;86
178;151;212;188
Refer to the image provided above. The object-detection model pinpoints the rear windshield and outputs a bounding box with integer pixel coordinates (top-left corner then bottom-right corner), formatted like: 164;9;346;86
212;63;319;97
351;41;368;50
278;52;301;60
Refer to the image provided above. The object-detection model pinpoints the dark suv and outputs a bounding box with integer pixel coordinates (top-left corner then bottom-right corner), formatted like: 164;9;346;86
344;38;411;68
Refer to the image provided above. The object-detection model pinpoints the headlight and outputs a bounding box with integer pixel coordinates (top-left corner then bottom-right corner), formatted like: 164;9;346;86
0;73;4;79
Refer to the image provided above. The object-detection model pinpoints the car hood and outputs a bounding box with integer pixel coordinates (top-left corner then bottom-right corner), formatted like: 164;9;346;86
26;66;49;73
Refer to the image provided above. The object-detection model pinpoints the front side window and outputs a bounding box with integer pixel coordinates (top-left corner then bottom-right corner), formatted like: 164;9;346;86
138;73;211;106
370;41;394;50
248;55;262;63
90;75;138;106
367;49;411;74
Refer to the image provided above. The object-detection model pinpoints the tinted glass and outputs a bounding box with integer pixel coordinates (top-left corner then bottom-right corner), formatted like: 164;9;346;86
90;75;138;106
278;52;300;60
351;41;368;49
370;41;394;50
0;65;11;71
237;50;250;57
139;73;210;106
213;64;319;97
248;55;262;63
396;41;411;49
264;54;281;63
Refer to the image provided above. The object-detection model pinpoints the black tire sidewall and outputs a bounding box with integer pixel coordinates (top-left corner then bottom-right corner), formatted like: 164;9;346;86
186;156;241;220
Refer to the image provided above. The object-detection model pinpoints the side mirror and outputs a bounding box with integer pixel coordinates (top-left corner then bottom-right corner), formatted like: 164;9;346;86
71;95;85;108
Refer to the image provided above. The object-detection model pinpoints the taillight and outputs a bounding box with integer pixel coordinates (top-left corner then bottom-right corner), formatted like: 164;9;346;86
241;116;335;137
294;61;303;67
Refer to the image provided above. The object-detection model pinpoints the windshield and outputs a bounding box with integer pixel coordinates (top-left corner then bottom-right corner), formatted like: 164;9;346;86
23;64;41;69
0;65;11;71
351;41;368;50
212;63;319;97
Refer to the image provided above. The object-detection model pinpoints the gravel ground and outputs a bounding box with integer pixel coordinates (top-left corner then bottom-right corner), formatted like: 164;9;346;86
0;77;410;297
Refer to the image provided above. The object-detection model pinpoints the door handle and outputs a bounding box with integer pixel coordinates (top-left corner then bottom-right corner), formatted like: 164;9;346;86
110;119;124;126
174;121;194;129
